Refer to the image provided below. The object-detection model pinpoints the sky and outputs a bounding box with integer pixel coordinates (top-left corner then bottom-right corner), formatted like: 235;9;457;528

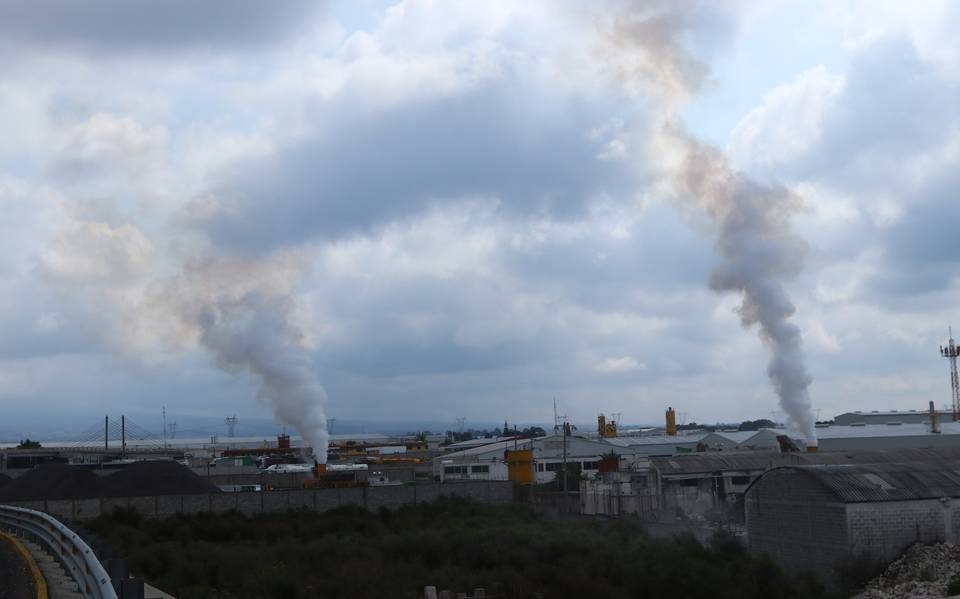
1;0;959;440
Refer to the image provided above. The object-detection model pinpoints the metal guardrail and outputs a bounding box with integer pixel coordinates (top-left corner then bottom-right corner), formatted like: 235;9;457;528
0;504;117;599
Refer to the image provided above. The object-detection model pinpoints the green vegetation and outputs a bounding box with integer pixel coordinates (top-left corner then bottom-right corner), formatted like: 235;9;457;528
88;499;829;599
949;574;960;595
16;438;41;449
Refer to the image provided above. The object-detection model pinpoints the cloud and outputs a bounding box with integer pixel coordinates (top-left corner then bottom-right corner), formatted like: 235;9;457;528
2;1;959;433
0;1;325;55
730;66;845;170
190;66;636;253
40;221;153;283
596;356;646;374
48;113;168;180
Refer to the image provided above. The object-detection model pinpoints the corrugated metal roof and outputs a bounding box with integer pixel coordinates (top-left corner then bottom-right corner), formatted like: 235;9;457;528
442;438;532;458
799;446;960;465
653;447;960;476
651;452;780;475
603;434;707;447
782;462;960;502
800;422;960;439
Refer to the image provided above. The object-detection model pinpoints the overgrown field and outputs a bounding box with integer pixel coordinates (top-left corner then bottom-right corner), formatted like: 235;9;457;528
87;498;829;599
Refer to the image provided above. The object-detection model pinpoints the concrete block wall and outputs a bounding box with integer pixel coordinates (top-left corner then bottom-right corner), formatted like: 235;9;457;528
746;469;849;579
0;481;514;522
847;499;951;563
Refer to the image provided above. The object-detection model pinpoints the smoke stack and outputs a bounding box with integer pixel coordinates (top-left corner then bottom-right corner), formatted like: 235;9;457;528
665;407;677;436
930;400;941;434
278;434;291;450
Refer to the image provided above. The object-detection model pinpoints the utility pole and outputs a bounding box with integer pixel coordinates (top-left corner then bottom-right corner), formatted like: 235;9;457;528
941;326;960;421
561;421;569;492
121;415;126;459
104;416;109;452
162;406;167;449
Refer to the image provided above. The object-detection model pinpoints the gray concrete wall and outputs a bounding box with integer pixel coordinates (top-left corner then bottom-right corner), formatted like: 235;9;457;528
0;481;514;521
745;469;850;580
847;499;953;563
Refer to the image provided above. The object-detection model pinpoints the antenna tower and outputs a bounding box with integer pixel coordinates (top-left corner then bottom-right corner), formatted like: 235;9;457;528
940;327;960;421
225;415;238;437
456;417;466;433
167;422;176;439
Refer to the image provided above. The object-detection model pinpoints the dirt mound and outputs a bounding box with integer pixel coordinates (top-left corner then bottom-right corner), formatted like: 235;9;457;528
0;463;105;501
103;460;220;496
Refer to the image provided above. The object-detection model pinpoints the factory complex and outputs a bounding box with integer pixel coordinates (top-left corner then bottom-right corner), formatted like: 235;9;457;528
5;404;960;588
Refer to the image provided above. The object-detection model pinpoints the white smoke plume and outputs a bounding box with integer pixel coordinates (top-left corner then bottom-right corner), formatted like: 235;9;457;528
146;255;331;461
606;2;818;444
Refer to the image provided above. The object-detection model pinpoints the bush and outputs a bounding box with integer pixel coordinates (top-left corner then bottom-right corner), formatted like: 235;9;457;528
88;498;824;599
948;574;960;595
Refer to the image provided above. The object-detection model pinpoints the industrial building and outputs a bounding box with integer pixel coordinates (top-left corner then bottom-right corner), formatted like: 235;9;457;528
746;459;960;583
602;428;781;456
833;409;951;425
436;433;637;483
795;421;960;451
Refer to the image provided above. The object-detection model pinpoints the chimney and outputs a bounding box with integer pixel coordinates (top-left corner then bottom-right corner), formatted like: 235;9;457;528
930;400;941;434
665;407;677;436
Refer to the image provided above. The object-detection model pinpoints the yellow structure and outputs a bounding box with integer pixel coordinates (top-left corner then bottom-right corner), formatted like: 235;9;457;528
505;449;534;485
597;414;617;438
666;407;677;436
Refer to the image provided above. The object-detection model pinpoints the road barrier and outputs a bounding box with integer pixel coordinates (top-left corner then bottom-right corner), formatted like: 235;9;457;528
0;504;116;599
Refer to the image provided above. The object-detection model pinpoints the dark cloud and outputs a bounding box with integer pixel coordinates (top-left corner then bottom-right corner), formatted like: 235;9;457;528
795;40;960;189
872;168;960;298
0;0;323;54
195;81;636;252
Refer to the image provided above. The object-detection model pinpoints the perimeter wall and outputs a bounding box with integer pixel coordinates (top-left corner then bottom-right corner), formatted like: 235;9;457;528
0;480;513;521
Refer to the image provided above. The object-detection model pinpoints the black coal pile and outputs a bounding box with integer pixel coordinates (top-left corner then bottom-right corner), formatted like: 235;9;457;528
102;460;220;496
0;463;105;501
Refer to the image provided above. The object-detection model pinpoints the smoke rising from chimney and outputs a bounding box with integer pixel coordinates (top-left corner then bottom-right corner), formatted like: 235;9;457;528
606;3;817;444
148;255;330;461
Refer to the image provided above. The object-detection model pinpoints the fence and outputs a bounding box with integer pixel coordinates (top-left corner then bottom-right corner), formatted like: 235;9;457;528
0;504;116;598
2;480;514;521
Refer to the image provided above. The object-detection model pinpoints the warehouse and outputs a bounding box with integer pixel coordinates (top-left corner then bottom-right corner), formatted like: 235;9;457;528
746;460;960;583
794;422;960;451
601;428;780;456
437;434;637;483
833;409;949;425
582;451;782;519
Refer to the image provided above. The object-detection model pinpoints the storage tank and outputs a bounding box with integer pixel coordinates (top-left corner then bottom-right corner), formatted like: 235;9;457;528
666;407;677;436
